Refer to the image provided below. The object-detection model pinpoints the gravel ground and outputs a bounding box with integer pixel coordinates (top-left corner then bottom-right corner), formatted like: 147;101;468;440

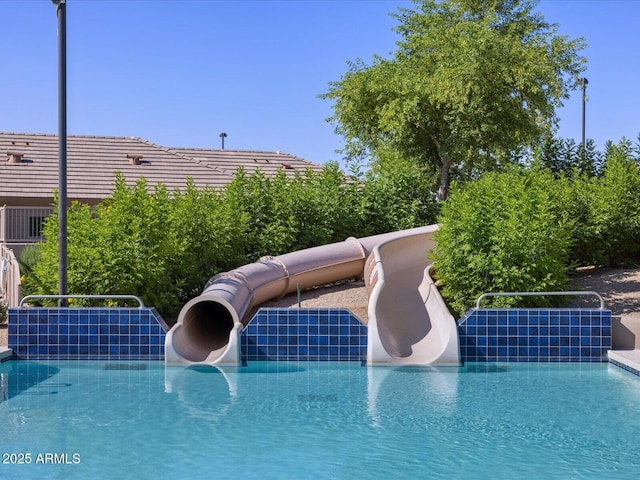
260;278;369;322
261;266;640;319
566;266;640;316
2;267;638;347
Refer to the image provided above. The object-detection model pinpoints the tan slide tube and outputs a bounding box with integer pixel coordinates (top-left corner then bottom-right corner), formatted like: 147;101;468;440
365;227;460;365
165;226;437;365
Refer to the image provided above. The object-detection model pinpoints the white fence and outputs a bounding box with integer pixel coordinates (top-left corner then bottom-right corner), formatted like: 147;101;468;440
1;244;21;308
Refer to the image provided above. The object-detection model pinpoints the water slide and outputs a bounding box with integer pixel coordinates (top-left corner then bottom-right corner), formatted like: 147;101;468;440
365;232;460;365
165;225;460;366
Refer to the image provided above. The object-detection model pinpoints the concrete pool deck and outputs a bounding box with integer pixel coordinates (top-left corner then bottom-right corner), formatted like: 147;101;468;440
608;349;640;375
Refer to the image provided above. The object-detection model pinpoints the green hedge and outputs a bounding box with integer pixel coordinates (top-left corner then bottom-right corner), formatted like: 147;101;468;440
431;167;574;316
432;137;640;316
24;163;438;319
570;141;640;266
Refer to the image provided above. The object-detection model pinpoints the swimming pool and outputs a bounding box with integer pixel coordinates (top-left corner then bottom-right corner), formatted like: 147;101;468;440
1;361;639;479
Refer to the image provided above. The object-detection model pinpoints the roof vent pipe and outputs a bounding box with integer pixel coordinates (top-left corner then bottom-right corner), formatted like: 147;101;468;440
219;132;227;149
6;151;25;164
127;153;144;165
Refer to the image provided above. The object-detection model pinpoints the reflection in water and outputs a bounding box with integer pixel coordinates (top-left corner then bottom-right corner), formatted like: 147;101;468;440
464;364;509;373
164;364;240;424
391;365;448;374
235;363;307;374
1;361;637;478
164;362;307;423
367;365;460;428
0;361;61;402
165;361;462;430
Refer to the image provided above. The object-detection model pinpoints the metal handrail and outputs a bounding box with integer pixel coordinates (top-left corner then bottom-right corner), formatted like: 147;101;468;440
475;291;605;310
19;294;145;308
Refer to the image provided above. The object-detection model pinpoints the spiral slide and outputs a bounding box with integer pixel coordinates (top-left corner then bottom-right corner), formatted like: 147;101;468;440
165;225;460;366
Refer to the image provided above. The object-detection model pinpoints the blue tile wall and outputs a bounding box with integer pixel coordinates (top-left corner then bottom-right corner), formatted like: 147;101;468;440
8;307;167;360
241;308;367;362
458;308;612;362
6;306;614;364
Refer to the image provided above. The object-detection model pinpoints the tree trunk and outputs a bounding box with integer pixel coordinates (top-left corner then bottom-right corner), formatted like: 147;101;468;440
430;134;452;201
437;154;452;201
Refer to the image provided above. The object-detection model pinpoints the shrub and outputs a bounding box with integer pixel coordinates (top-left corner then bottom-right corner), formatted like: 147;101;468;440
0;300;7;325
30;175;247;319
17;245;44;298
362;151;440;233
431;167;574;316
578;140;640;266
24;163;432;319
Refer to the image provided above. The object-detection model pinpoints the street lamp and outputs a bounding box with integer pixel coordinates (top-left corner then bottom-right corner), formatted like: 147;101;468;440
580;77;588;149
52;0;67;305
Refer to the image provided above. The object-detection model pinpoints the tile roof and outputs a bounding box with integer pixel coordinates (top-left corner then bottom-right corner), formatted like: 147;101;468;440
169;147;325;178
0;132;324;206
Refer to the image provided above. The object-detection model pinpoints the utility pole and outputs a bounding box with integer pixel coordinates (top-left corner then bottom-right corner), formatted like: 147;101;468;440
53;0;67;305
580;77;588;149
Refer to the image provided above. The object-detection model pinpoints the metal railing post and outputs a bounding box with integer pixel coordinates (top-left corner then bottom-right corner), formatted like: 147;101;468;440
475;291;605;310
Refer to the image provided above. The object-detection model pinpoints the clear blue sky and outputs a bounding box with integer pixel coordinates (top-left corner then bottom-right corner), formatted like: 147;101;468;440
2;0;639;166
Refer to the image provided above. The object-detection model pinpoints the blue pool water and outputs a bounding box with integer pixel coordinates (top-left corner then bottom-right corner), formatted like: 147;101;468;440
1;361;639;480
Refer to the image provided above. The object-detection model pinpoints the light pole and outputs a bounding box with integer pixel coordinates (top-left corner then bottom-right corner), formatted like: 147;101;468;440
580;77;588;149
52;0;67;305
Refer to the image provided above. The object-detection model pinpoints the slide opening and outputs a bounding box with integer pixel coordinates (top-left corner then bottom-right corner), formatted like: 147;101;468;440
182;300;235;352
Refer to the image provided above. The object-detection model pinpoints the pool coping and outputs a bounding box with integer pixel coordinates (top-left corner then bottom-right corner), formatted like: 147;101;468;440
608;349;640;376
1;345;639;375
0;346;13;362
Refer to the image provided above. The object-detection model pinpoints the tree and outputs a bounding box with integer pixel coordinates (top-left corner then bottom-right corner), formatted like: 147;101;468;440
533;137;603;178
322;0;586;199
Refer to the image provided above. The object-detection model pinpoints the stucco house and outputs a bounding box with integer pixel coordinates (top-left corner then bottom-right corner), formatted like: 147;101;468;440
0;132;324;306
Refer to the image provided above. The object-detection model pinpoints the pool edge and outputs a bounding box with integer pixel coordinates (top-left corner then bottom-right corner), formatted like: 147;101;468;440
608;349;640;376
0;346;13;362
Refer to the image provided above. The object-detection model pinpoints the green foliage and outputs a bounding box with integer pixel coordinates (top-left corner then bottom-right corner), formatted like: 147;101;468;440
25;164;434;318
222;165;366;259
30;174;247;318
322;0;587;199
432;135;640;315
362;150;440;233
533;137;603;178
570;139;640;266
221;162;438;260
0;299;7;325
17;245;45;298
168;179;247;300
431;167;574;315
